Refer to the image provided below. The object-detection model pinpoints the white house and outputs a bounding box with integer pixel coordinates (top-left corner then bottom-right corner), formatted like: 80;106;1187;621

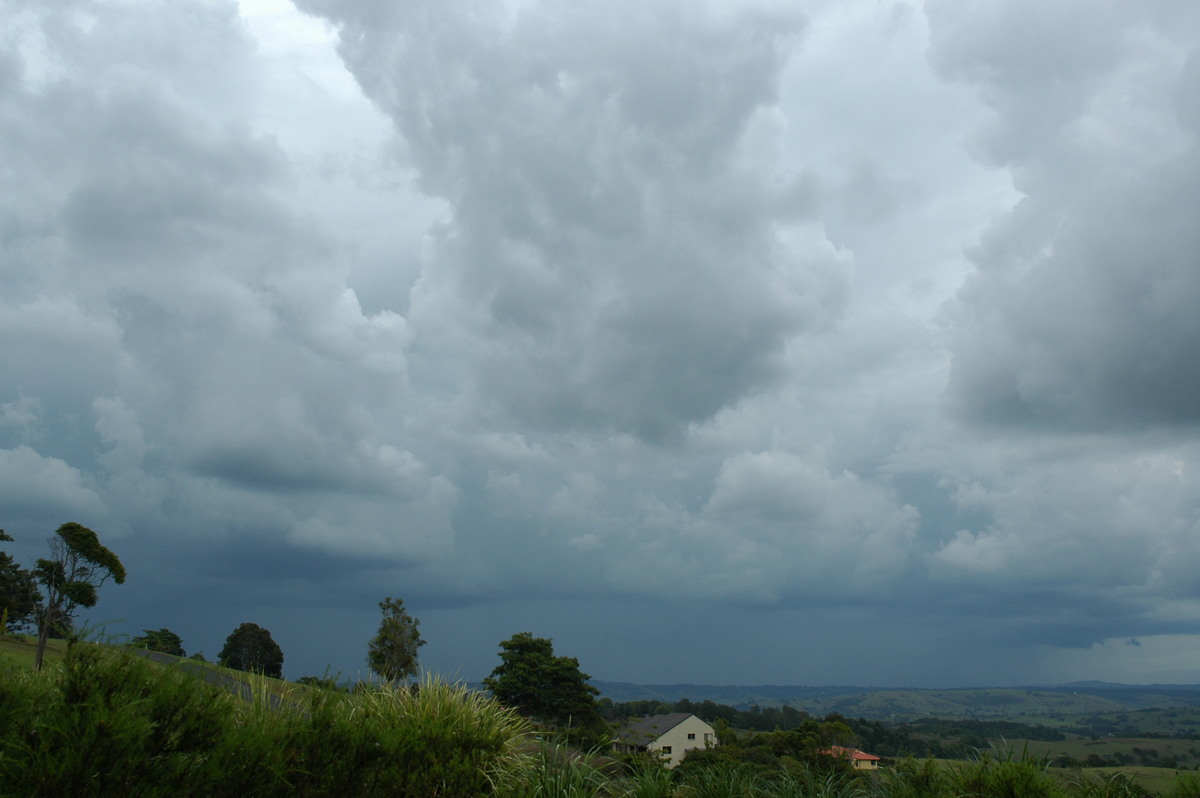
612;713;717;768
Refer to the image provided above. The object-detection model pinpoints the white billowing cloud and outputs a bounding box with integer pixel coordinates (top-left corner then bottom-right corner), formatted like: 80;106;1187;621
300;0;850;441
287;464;458;561
581;449;919;602
0;397;40;435
0;445;105;519
930;440;1200;597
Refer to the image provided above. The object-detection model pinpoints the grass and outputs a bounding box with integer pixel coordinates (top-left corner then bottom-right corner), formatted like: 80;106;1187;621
0;633;67;668
0;642;533;796
1000;736;1200;772
8;640;1200;796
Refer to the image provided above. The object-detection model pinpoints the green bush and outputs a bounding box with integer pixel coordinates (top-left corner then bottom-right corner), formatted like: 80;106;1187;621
0;645;531;796
946;748;1066;798
1169;772;1200;798
492;742;614;797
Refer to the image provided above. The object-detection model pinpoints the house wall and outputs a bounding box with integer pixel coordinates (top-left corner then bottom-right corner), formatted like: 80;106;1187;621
647;715;717;768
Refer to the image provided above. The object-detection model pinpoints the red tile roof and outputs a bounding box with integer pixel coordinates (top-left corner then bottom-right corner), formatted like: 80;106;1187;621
820;746;880;762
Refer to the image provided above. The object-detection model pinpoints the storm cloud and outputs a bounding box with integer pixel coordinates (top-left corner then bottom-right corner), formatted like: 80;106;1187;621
2;0;1199;687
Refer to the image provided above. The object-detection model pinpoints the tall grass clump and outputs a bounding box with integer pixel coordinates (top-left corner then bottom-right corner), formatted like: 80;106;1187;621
871;756;950;798
1169;773;1200;798
211;673;533;796
619;760;677;798
677;764;770;798
1064;771;1143;798
946;744;1066;798
493;742;619;798
0;644;532;796
771;769;869;798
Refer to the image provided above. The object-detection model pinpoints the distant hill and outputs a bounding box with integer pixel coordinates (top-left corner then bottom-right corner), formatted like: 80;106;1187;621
592;681;1200;721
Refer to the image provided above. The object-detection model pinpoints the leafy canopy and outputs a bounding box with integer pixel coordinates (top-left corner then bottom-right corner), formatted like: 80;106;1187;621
219;622;284;678
367;596;425;684
131;628;186;657
33;522;125;669
0;530;38;632
483;631;603;731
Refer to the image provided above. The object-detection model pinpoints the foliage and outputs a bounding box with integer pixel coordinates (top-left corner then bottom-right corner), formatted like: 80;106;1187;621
32;522;125;670
0;644;531;796
492;742;614;798
366;595;424;684
218;622;283;677
1169;772;1200;798
673;713;860;774
7;645;1200;798
484;631;605;742
130;627;186;657
0;644;234;794
945;746;1066;798
875;757;948;798
677;764;772;798
0;530;38;633
1064;771;1143;798
606;696;1071;761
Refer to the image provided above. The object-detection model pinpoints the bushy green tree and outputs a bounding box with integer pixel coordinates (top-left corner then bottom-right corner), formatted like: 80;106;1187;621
131;628;186;657
367;596;424;684
33;522;125;670
218;622;283;677
0;530;38;633
483;632;603;734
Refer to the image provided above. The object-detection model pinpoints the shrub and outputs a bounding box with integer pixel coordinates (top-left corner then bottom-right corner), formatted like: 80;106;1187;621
492;742;614;797
1170;772;1200;798
946;747;1066;798
0;644;234;795
0;645;532;796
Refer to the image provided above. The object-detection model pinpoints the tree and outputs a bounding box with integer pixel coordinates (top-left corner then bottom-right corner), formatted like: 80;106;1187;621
0;530;39;633
483;632;603;733
131;627;186;657
367;596;425;684
33;522;126;670
218;622;283;677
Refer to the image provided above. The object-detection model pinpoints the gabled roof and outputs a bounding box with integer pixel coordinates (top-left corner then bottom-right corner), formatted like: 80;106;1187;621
821;746;881;762
613;713;701;746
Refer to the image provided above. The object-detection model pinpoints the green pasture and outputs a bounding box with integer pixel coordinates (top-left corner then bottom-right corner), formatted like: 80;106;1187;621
791;688;1144;722
0;633;66;668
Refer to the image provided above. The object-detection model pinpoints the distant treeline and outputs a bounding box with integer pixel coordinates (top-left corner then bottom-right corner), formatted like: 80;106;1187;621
602;697;1065;759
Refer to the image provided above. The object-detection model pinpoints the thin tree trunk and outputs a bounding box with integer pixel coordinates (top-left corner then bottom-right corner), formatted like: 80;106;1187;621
34;616;50;671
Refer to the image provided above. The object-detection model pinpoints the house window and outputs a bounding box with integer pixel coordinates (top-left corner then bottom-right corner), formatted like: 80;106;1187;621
660;746;672;755
687;733;696;740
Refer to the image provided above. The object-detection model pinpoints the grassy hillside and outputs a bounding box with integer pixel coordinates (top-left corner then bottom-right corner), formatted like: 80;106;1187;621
0;641;535;795
7;644;1200;796
595;681;1200;721
0;634;67;668
802;688;1137;721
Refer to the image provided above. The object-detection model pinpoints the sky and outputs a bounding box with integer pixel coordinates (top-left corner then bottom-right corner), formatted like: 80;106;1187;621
2;0;1200;689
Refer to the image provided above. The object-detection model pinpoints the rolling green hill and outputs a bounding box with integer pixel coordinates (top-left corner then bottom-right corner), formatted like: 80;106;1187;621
593;681;1200;721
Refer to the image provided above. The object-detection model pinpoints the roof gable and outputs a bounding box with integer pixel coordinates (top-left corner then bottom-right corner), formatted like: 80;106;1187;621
821;746;880;761
614;713;702;745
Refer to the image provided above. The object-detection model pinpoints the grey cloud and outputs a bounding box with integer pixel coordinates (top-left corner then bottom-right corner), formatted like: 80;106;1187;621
0;0;444;567
8;0;1200;688
932;2;1200;430
301;0;846;441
